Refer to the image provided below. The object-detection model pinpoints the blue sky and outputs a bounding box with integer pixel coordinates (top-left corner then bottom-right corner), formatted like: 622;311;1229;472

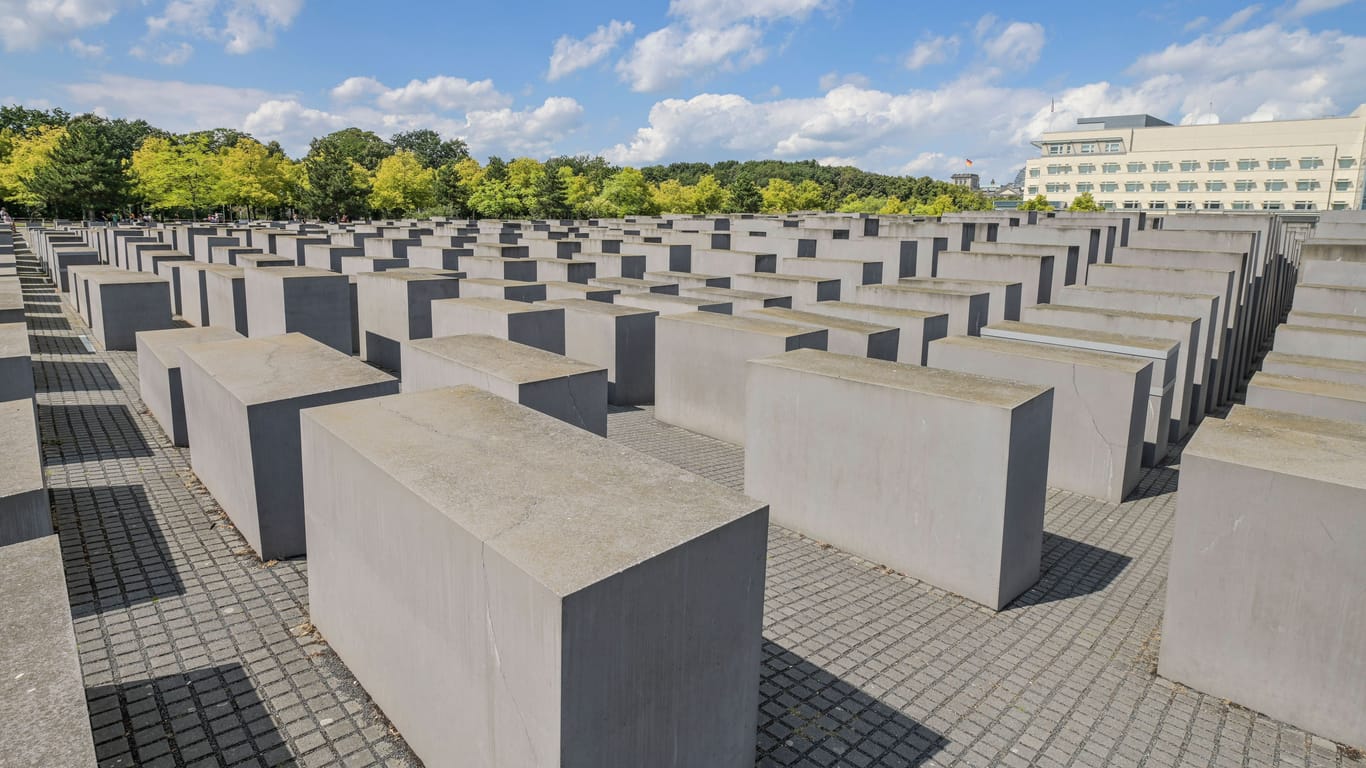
1;0;1362;182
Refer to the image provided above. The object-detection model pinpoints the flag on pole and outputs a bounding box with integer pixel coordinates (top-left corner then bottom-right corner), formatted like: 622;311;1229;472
965;159;974;166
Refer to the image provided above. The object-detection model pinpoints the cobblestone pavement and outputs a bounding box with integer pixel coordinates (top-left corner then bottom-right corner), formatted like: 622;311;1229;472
17;238;1362;768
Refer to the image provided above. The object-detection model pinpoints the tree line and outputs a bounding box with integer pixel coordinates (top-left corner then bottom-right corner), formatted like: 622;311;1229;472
0;104;998;221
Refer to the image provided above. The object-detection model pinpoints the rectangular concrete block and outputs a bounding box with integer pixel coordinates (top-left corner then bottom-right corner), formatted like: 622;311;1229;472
747;306;898;361
540;281;619;302
615;292;732;316
543;298;656;406
745;349;1051;609
1245;371;1366;423
356;270;463;371
180;333;399;559
205;265;248;336
938;249;1054;305
812;301;949;365
1261;351;1366;388
731;272;840;309
0;397;49;546
1272;324;1366;364
579;251;646;279
643;270;730;290
0;534;96;766
656;312;827;445
430;297;565;354
136;326;244;446
928;336;1149;503
1292;283;1365;317
855;284;989;337
302;244;363;272
458;278;546;302
86;271;174;351
0;322;33;402
678;286;790;313
900;277;1022;323
300;385;767;768
589;276;678;295
244;266;351;354
402;335;607;435
530;257;595;284
1159;416;1366;748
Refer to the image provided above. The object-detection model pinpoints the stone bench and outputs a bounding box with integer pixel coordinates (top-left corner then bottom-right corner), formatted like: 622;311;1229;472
137;326;244;446
245;266;351;354
928;336;1149;503
0;534;97;766
457;277;546;302
731;272;839;309
180;333;398;559
900;277;1021;323
747;307;898;361
300;385;767;768
656;312;827;444
83;270;174;351
855;284;989;337
430;297;565;354
205;265;248;336
543;298;657;406
356;269;463;372
615;292;732;316
1261;351;1366;387
402;335;607;435
744;348;1051;609
0;322;34;402
1244;371;1366;423
1022;304;1202;438
1159;413;1366;748
0;397;48;546
982;320;1178;466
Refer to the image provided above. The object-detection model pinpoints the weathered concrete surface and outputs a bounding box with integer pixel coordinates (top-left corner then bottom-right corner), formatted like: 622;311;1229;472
86;271;174;351
0;397;49;545
813;301;949;365
1272;324;1366;364
0;534;97;766
430;297;565;354
136;326;245;447
1160;416;1366;749
1261;351;1366;388
401;334;607;435
300;386;767;768
615;291;732;316
180;333;398;559
543;298;657;405
244;266;352;354
205;265;248;336
745;349;1051;610
747;306;899;360
0;321;34;402
356;270;462;371
1244;371;1366;424
855;284;989;337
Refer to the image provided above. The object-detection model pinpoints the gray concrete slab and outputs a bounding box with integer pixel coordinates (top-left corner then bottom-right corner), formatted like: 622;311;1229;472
1244;371;1366;423
430;297;565;354
136;326;245;447
244;266;351;354
0;397;48;545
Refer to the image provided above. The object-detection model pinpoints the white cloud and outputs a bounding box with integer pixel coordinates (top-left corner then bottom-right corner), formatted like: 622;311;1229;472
330;76;386;102
373;76;512;112
1215;4;1262;33
1279;0;1353;18
1184;16;1210;32
144;0;304;54
617;24;764;92
67;37;106;58
904;35;959;70
980;20;1045;68
0;0;128;51
547;20;634;81
158;41;195;65
818;71;870;91
65;74;284;132
901;151;947;175
667;0;832;26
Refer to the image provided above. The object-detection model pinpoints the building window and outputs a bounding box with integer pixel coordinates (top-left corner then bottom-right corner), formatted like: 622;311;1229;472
1299;157;1323;169
1080;143;1096;154
1204;201;1222;210
1029;168;1040;178
1339;157;1357;169
1268;158;1290;170
1336;180;1352;191
1102;162;1120;173
1125;181;1144;192
1076;182;1094;193
1122;200;1140;209
1078;163;1096;174
1100;182;1118;192
1293;200;1317;210
1027;186;1038;195
1206;181;1227;191
1104;142;1122;153
1265;180;1287;191
1234;180;1257;192
1263;201;1284;210
1048;144;1063;155
1180;160;1200;172
1151;181;1171;192
1101;200;1116;210
1149;201;1167;210
1152;161;1172;172
1331;202;1348;210
1175;201;1195;210
1126;162;1145;173
1046;183;1070;193
1237;159;1259;171
1047;164;1072;175
1178;181;1198;192
1232;201;1253;210
1296;180;1320;191
1208;160;1229;171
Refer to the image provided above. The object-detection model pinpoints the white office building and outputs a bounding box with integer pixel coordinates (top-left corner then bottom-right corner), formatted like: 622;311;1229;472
1024;106;1366;212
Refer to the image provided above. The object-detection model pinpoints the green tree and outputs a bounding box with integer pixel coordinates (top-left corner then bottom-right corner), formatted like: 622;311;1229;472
28;120;129;218
1068;191;1104;212
307;128;392;171
761;178;797;213
483;155;508;182
468;178;527;218
878;196;910;215
594;167;656;216
303;151;372;219
369;150;437;215
729;177;762;213
791;179;828;211
912;194;959;216
391;129;469;169
650;178;695;213
215;138;294;218
560;167;597;218
130;134;221;217
1018;193;1055;212
0;105;71;136
0;124;66;211
690;174;732;214
534;164;569;219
